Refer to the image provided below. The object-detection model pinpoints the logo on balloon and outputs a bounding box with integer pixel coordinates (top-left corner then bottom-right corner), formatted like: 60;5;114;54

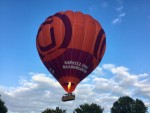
36;13;72;60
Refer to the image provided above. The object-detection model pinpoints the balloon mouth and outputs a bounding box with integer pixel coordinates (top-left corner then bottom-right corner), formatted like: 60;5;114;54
58;76;80;93
62;82;76;93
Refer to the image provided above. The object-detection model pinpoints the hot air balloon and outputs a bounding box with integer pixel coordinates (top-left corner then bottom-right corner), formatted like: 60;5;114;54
36;10;106;101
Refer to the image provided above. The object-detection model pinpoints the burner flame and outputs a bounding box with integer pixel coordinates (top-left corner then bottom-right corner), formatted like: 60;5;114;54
68;82;71;91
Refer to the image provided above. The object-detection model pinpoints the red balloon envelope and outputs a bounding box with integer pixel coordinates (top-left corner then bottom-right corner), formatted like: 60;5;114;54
36;10;106;93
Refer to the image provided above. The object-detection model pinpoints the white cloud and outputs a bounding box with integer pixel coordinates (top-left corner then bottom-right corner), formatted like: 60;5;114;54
112;18;121;24
93;66;105;76
103;64;128;75
119;12;126;17
103;64;115;69
0;64;150;113
116;6;124;11
89;1;108;13
112;0;126;24
112;12;126;24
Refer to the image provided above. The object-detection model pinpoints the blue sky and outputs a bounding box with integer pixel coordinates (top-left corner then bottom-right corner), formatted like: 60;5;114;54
0;0;150;113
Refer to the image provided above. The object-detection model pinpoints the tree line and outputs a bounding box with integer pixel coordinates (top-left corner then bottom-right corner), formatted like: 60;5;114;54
0;95;148;113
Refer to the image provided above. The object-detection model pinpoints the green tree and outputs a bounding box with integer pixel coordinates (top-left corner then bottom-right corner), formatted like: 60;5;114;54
134;99;148;113
42;107;66;113
0;95;8;113
73;103;104;113
111;96;148;113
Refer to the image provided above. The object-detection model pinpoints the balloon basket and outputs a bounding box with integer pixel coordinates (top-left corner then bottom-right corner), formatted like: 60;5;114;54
62;93;75;102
